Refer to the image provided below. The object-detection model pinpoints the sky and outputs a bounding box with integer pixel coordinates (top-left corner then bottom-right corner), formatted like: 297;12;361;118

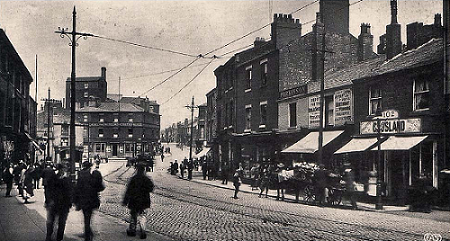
0;0;443;129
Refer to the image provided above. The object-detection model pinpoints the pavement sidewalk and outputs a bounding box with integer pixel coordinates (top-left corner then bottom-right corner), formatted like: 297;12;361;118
0;163;172;241
184;170;450;221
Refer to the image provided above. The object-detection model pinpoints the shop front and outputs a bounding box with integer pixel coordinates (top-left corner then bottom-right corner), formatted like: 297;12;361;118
335;112;440;205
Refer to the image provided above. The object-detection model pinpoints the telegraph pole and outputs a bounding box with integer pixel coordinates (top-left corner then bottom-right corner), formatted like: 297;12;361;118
55;7;94;181
185;96;198;161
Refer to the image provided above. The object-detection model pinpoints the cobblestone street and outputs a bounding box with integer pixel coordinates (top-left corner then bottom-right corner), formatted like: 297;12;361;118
98;144;450;241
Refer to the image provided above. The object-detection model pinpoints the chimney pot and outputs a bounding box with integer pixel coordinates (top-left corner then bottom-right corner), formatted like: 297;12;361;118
435;14;442;26
101;67;106;80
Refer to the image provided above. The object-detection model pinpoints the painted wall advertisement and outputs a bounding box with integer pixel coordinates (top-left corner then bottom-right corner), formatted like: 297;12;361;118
308;88;352;128
334;89;352;126
308;95;320;127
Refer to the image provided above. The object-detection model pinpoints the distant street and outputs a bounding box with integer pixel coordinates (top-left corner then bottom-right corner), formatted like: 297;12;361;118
98;144;449;241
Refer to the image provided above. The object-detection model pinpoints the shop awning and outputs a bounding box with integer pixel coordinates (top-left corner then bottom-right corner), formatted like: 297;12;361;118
370;135;428;151
193;147;211;158
24;132;43;152
335;137;379;154
281;130;344;154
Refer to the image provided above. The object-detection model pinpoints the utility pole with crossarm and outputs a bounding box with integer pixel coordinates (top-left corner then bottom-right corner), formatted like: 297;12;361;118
55;7;95;181
185;96;199;161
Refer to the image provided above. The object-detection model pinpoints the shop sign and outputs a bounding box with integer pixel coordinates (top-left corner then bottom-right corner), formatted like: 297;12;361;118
280;85;307;99
380;109;398;119
360;118;421;135
308;95;321;127
334;89;352;125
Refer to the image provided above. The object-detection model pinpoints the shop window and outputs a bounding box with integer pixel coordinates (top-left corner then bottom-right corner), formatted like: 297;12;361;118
369;87;382;115
325;95;334;126
125;143;134;153
413;79;430;111
245;66;252;90
245;105;251;131
95;143;105;152
260;60;268;86
289;102;297;127
260;102;267;128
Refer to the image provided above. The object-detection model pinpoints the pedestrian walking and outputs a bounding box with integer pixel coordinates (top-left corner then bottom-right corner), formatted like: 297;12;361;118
201;158;208;180
259;169;270;198
187;159;194;180
233;164;244;199
173;160;179;175
343;169;357;209
45;164;73;241
221;163;229;185
122;163;155;239
2;164;13;197
33;163;43;189
314;165;328;206
160;153;164;163
13;163;22;185
23;164;35;203
18;162;27;198
41;163;56;206
74;161;105;241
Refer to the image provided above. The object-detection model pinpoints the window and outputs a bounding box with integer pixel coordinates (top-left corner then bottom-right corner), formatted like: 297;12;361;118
125;143;135;153
325;95;334;126
245;105;252;131
84;83;89;89
128;128;133;138
84;92;88;97
128;115;133;122
245;66;252;90
413;79;430;110
229;101;234;128
113;131;118;138
83;115;88;122
114;117;119;123
228;71;234;90
95;143;106;152
98;128;104;138
289;103;297;127
260;102;267;127
369;87;382;115
99;114;104;123
61;125;69;136
260;60;268;86
61;139;68;147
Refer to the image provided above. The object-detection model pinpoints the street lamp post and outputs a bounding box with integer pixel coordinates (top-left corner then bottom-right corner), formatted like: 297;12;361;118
185;96;198;161
375;115;383;210
55;7;94;181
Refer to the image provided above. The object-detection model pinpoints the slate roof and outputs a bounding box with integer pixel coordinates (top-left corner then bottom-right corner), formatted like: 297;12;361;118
78;102;144;112
66;76;103;82
324;38;443;89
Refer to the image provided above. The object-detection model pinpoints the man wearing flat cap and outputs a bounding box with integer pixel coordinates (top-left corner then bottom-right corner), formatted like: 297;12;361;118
74;161;105;241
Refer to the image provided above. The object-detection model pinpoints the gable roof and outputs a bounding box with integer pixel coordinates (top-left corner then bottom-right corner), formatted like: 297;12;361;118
325;38;443;88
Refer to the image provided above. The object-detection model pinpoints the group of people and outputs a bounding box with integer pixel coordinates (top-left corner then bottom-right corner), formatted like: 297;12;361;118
169;157;195;180
2;160;44;203
2;159;156;241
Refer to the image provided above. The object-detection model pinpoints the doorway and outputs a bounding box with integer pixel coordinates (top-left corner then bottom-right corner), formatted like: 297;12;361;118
112;144;118;157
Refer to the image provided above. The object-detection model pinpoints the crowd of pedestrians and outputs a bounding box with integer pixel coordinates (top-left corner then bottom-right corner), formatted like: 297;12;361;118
1;157;158;241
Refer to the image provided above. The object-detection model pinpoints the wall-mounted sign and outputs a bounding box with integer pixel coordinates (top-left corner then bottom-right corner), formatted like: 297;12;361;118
308;95;321;127
280;85;307;99
360;118;421;135
381;109;398;119
334;89;352;125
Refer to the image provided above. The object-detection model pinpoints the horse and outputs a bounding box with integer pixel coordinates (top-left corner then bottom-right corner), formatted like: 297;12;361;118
272;167;315;203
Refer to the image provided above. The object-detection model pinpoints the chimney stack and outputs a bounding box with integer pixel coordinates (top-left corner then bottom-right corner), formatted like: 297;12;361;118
385;0;402;59
271;13;302;49
101;67;106;80
358;23;374;61
319;0;349;35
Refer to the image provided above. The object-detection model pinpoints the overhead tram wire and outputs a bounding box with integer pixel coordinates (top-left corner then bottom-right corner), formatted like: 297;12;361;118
202;1;319;58
110;62;212;82
91;35;206;58
162;58;216;105
139;57;201;97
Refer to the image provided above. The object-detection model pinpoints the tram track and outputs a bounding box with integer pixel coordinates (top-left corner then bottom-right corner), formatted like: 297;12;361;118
101;164;426;241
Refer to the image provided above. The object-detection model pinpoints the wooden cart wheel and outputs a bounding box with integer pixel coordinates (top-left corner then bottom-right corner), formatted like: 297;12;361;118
304;185;315;203
328;188;342;206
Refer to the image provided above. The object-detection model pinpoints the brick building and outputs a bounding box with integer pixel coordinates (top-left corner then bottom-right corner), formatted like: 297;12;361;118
65;67;107;109
78;97;160;159
0;28;38;168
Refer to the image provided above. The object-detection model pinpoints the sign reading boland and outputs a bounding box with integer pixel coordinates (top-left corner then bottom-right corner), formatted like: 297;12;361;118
360;118;421;135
